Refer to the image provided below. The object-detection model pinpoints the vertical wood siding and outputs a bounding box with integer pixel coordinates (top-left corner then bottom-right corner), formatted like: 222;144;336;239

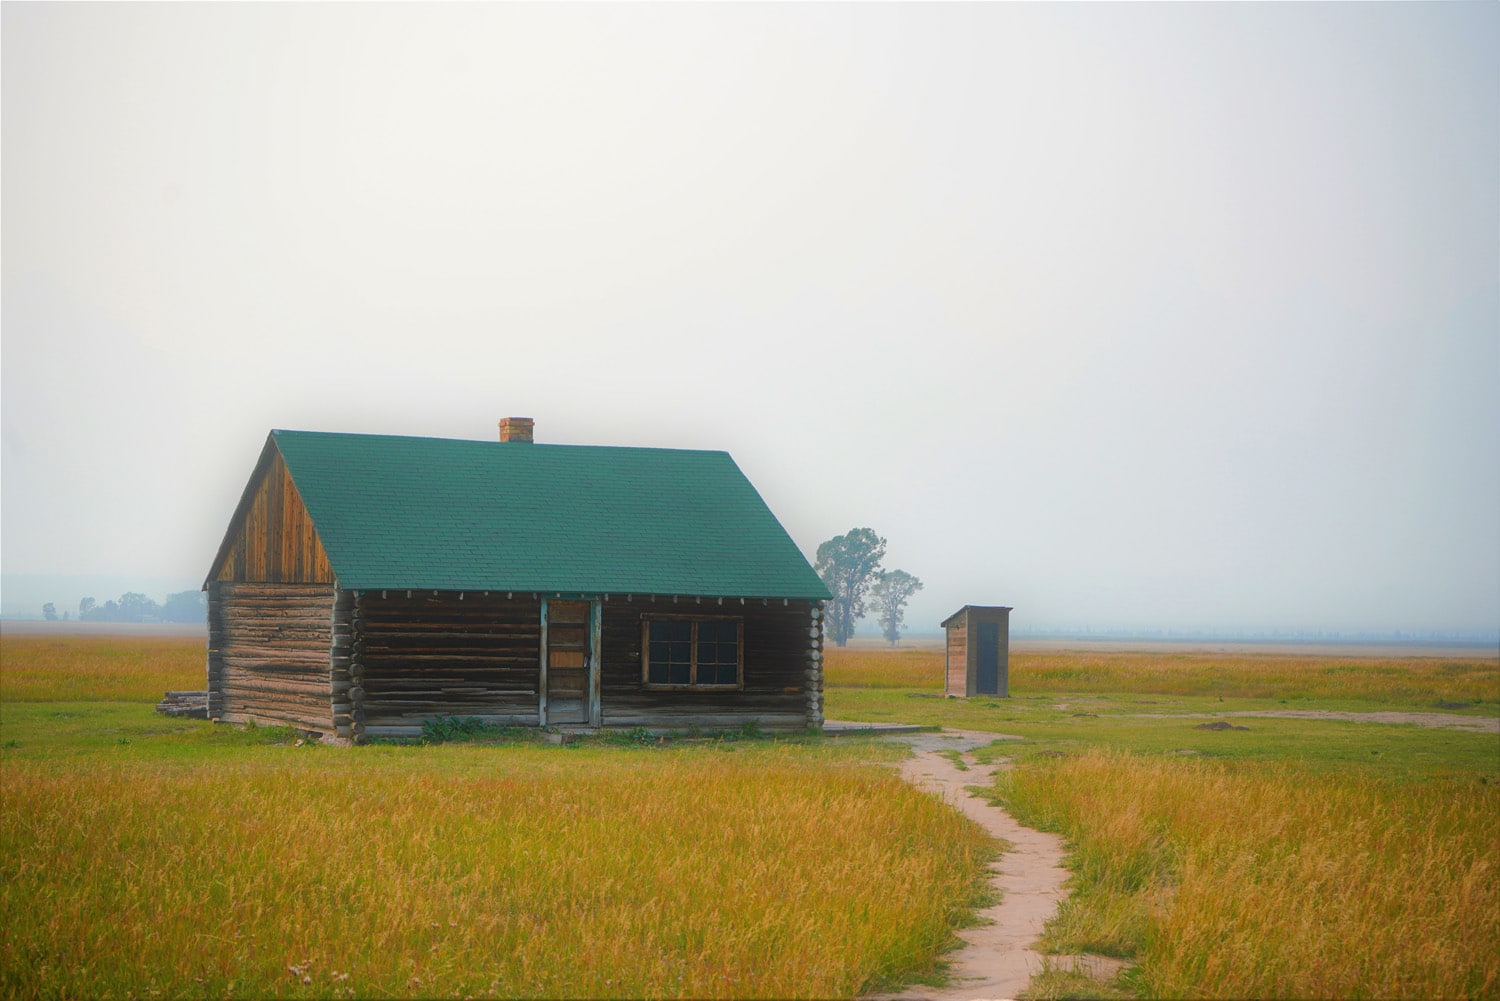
350;591;543;740
215;582;336;732
206;582;227;720
946;618;969;695
212;450;334;584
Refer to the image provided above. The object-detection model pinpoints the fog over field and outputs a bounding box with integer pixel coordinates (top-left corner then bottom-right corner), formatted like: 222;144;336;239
3;3;1496;639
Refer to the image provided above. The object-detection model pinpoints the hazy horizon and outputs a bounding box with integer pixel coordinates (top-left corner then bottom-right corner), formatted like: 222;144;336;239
4;4;1497;638
5;568;1498;646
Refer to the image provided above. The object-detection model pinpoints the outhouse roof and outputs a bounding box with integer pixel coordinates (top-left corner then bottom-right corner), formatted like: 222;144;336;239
229;429;830;599
940;605;1014;628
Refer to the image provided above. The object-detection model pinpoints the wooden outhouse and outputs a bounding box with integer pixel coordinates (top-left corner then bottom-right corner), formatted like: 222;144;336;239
941;605;1012;697
203;420;830;741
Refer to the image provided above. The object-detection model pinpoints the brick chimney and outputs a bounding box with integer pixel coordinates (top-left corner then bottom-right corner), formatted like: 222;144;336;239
498;417;535;443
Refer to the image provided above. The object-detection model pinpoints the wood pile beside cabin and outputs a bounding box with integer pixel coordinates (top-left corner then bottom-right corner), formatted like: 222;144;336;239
154;690;208;719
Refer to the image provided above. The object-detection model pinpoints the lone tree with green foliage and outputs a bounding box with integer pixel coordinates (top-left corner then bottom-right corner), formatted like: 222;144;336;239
814;528;886;647
870;569;923;646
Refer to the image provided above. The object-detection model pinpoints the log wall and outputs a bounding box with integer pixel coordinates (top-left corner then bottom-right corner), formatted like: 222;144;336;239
210;587;822;739
599;598;820;731
211;582;336;733
350;590;543;741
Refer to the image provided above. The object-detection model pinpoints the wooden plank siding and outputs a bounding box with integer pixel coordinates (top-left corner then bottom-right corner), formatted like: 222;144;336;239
350;590;543;740
946;618;968;696
205;582;227;721
942;606;1011;698
598;599;821;732
210;582;336;733
212;450;334;585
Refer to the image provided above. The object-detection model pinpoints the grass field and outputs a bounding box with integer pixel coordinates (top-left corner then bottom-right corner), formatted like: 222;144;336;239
0;635;992;999
0;634;204;702
826;645;1500;707
826;645;1500;999
3;634;1497;998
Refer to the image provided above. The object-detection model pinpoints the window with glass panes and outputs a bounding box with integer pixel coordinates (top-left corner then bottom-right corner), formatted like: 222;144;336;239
643;618;742;688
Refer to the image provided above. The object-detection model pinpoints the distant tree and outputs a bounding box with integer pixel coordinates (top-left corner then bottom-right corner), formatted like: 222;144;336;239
116;592;159;623
79;597;97;621
42;602;58;621
99;600;120;621
814;528;886;647
870;570;923;646
62;610;70;621
160;590;206;623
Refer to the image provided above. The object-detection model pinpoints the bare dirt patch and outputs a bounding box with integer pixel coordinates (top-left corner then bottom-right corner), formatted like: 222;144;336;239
1129;709;1499;733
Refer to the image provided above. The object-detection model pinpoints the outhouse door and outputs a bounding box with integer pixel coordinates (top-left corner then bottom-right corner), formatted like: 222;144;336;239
975;620;1000;695
543;600;598;725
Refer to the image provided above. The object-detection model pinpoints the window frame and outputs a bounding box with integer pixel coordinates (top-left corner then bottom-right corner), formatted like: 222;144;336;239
641;615;745;691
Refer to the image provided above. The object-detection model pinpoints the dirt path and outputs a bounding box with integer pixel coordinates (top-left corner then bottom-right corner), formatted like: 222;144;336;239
864;729;1126;1001
1120;709;1499;732
846;707;1495;998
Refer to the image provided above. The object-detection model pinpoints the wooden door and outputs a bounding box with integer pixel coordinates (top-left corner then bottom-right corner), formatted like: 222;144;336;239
545;601;591;724
975;620;1000;695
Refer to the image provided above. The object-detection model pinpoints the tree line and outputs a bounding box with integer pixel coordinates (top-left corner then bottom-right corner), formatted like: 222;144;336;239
42;591;206;624
814;528;923;647
40;538;912;639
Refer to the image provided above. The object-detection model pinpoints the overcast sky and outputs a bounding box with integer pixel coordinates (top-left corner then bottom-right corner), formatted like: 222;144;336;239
3;2;1497;636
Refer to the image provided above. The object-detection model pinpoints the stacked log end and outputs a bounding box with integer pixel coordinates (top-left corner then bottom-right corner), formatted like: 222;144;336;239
330;589;355;742
806;602;824;730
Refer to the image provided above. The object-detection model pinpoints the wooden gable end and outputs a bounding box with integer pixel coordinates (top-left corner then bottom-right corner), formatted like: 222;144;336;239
209;445;334;585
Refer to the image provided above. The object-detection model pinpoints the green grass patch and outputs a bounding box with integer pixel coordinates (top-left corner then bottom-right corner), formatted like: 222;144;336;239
971;710;1500;781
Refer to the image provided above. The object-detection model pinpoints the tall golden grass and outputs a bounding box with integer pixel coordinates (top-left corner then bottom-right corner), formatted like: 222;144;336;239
825;646;1500;705
0;635;203;702
999;750;1500;999
0;743;993;999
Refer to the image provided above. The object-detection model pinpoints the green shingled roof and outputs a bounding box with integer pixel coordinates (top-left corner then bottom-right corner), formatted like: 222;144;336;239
267;430;830;599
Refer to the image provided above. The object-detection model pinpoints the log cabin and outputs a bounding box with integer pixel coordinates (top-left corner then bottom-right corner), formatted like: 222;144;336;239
203;419;830;742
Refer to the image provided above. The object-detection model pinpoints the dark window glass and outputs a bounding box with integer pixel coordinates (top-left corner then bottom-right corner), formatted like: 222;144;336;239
658;621;692;643
649;620;693;685
646;619;739;687
697;621;738;685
